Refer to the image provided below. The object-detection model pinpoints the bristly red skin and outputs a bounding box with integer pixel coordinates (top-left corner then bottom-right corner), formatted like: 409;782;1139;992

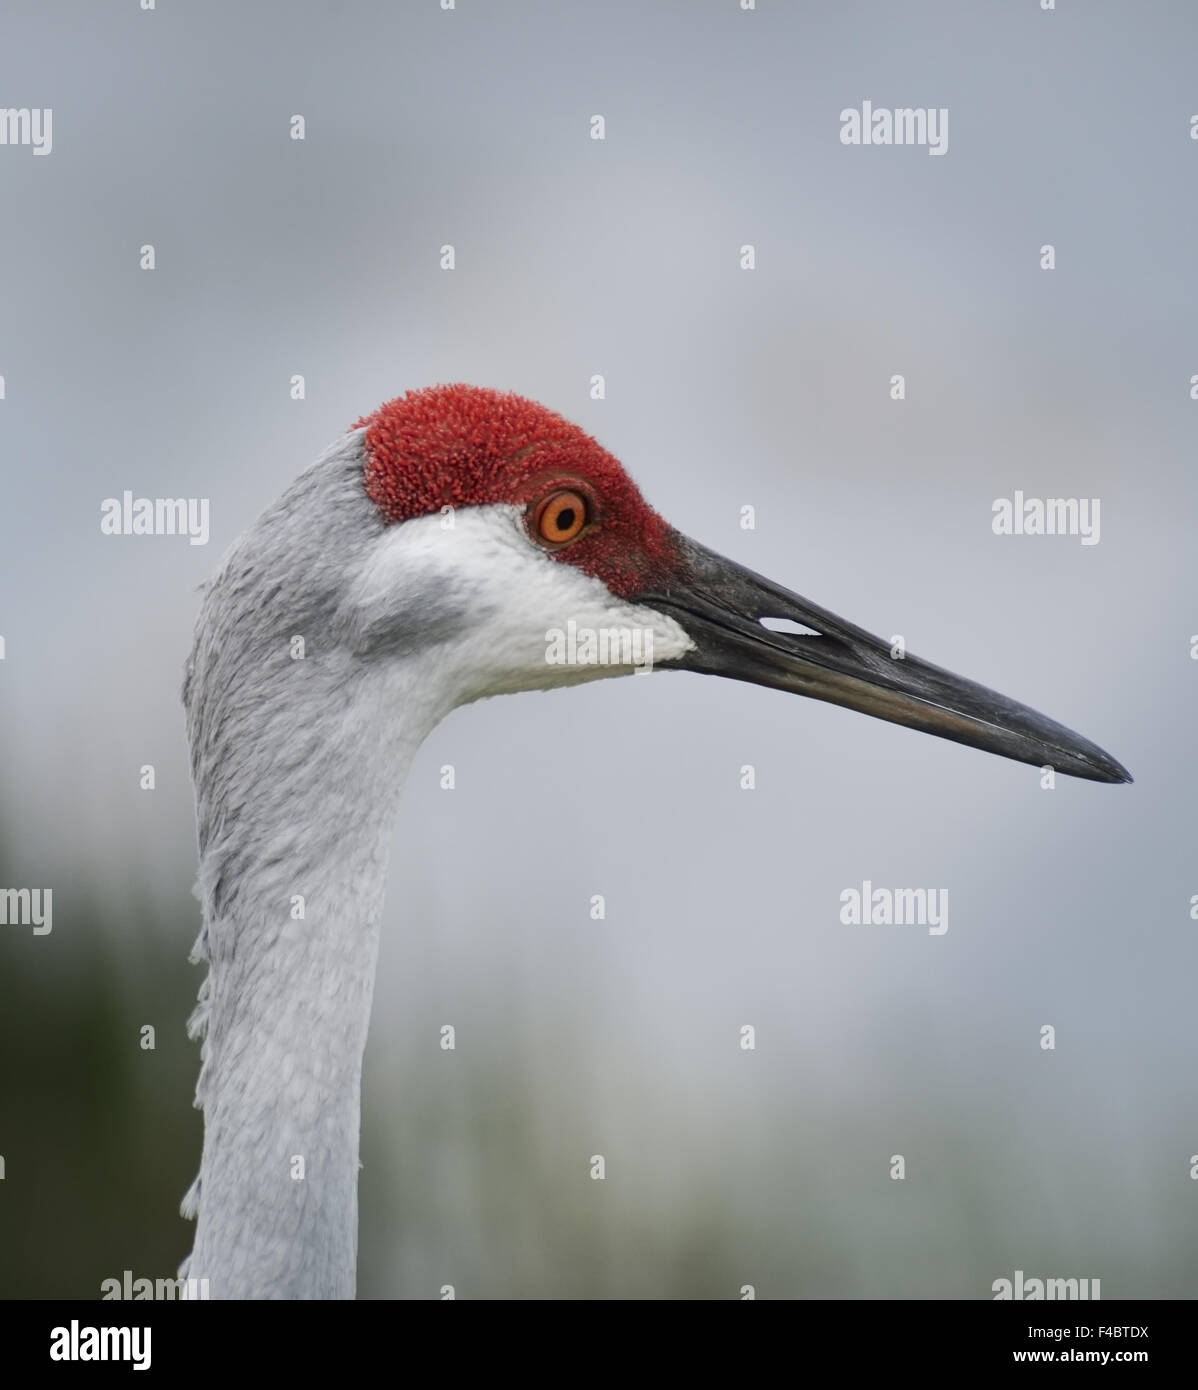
356;384;681;600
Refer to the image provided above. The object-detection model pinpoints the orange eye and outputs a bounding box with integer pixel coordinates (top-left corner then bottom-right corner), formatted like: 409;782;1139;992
532;489;589;546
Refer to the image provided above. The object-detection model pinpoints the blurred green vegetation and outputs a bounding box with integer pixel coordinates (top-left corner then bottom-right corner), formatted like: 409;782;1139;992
0;859;202;1299
1;836;1191;1300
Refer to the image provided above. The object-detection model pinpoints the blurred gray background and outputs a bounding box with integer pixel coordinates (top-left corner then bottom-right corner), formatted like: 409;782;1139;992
0;0;1194;1298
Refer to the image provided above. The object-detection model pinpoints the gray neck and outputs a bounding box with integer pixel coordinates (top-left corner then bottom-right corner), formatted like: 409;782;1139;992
180;435;448;1297
183;773;394;1299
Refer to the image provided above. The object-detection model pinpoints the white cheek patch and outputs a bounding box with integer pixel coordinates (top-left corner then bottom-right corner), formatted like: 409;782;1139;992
347;505;694;697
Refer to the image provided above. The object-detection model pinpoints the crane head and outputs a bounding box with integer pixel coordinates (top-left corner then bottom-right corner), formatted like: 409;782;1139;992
353;384;1130;783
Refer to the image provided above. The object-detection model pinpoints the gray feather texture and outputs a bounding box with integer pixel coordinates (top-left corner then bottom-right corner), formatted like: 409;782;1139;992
179;427;691;1297
181;431;427;1298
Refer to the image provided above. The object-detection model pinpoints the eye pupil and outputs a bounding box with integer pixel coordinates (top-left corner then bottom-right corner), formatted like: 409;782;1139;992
555;507;575;531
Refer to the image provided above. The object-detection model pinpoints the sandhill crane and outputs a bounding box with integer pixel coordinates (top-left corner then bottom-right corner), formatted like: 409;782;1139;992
180;383;1129;1298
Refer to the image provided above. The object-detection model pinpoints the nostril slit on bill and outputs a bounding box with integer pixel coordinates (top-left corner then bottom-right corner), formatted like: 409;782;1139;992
760;616;822;638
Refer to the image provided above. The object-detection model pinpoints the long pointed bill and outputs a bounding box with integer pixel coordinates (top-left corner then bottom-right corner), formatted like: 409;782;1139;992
641;534;1131;784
